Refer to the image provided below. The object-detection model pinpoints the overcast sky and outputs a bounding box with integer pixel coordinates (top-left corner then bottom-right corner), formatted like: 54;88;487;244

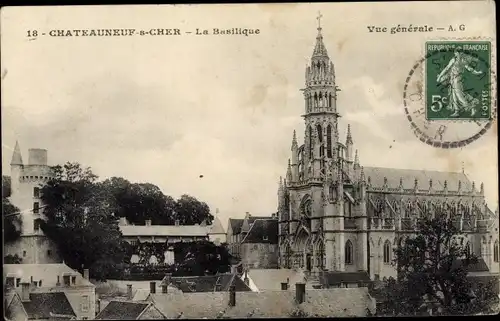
2;2;497;228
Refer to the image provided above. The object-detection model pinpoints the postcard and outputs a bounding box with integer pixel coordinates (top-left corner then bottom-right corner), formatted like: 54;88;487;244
1;2;498;318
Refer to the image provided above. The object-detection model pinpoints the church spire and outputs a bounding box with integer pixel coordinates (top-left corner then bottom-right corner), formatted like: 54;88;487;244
346;124;353;145
11;141;23;165
312;11;328;58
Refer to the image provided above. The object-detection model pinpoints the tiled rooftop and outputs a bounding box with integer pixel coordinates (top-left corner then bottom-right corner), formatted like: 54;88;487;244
95;301;150;320
147;287;375;318
21;292;76;319
3;263;94;288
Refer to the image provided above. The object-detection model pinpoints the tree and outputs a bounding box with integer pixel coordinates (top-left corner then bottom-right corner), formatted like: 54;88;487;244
40;162;127;281
382;215;499;316
101;177;177;225
4;254;22;264
3;175;11;198
173;241;232;276
175;194;214;225
3;197;22;243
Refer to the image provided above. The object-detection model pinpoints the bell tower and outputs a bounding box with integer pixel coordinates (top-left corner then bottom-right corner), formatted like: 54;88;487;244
302;12;341;179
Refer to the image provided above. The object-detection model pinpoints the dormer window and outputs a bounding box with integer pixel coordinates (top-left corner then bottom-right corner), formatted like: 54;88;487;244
63;275;71;286
71;276;76;285
5;277;15;288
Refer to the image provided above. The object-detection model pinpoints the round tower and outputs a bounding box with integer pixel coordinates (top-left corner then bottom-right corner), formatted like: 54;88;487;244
5;142;60;264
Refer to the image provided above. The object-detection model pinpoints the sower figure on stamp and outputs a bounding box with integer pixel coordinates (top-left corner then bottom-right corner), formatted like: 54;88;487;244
436;49;484;117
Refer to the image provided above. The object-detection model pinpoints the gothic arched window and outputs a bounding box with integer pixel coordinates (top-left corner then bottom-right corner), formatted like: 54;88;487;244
301;198;312;219
308;126;313;159
383;240;391;264
345;240;353;265
326;124;332;158
494;240;499;263
405;200;413;218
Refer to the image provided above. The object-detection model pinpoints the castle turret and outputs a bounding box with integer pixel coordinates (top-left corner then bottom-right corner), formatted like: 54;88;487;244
10;141;24;199
5;142;60;264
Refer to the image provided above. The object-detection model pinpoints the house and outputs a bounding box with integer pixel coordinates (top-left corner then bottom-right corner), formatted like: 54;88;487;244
95;301;166;320
5;289;76;321
318;271;373;288
3;264;96;320
226;212;279;269
119;214;226;265
145;282;376;318
160;273;252;293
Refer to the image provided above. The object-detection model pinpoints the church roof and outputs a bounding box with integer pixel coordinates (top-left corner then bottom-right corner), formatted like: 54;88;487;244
10;141;23;165
209;216;225;235
363;166;473;191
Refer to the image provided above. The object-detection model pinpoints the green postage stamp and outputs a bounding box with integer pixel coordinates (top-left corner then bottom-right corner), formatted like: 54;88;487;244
425;41;492;120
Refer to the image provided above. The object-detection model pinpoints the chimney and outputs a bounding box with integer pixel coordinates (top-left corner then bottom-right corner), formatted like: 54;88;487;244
150;281;156;294
175;220;180;226
230;265;237;274
127;284;133;300
295;283;306;304
243;270;249;286
228;285;236;307
281;282;288;290
96;299;101;314
145;219;152;226
83;269;90;280
21;282;30;302
119;217;127;226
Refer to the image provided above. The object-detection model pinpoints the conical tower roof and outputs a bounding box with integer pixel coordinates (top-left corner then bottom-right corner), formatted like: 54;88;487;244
209;215;226;234
10;141;23;165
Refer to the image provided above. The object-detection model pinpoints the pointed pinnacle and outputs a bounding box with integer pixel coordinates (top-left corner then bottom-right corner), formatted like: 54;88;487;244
360;166;365;181
292;130;297;147
354;149;359;165
11;140;23;165
346;124;353;145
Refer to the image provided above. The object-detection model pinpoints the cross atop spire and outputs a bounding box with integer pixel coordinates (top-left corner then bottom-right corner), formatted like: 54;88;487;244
317;11;323;30
312;13;328;58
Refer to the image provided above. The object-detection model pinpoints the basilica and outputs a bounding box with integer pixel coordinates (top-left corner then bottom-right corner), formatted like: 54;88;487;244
277;20;499;281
